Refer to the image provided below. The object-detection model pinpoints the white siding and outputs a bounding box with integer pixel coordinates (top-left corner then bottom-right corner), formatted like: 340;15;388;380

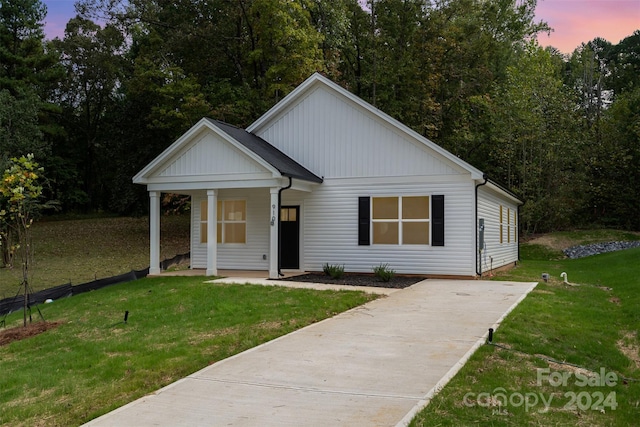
477;186;519;272
191;189;271;270
255;86;463;179
189;178;477;276
285;177;476;276
159;130;268;177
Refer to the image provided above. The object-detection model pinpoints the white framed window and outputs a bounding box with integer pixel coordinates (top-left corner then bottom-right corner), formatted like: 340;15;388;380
507;207;511;243
500;205;516;244
372;196;430;245
500;205;504;244
200;199;246;244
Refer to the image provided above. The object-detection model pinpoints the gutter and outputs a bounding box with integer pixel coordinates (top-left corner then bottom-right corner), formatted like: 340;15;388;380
475;174;488;277
277;176;293;276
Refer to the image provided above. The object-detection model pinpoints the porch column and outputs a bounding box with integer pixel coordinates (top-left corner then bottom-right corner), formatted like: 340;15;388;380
149;191;161;275
206;189;218;276
269;188;279;279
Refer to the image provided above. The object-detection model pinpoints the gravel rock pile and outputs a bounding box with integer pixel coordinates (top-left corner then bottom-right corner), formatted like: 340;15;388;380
563;241;640;259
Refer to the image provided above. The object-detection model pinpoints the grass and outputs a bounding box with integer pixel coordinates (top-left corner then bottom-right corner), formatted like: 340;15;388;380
0;215;191;298
3;217;639;425
0;276;377;426
410;233;640;426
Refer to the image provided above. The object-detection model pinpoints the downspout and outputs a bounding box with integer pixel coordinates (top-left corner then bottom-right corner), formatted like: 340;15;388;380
277;176;292;276
475;174;488;277
517;203;521;263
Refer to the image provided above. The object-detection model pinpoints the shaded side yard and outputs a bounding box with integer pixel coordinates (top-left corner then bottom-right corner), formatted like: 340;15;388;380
0;215;190;298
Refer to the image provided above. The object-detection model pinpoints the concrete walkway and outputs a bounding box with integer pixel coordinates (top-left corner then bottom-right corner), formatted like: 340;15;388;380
84;279;537;427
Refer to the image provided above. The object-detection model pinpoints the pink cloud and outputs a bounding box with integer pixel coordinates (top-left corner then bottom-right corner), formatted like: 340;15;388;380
536;0;640;53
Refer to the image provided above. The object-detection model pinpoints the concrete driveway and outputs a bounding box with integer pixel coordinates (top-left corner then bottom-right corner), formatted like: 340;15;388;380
83;279;537;427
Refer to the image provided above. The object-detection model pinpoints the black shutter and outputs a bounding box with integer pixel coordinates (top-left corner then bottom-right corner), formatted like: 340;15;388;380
358;197;370;245
432;195;445;246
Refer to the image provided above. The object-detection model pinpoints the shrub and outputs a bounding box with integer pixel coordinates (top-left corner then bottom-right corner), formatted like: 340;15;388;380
322;263;345;279
373;263;395;282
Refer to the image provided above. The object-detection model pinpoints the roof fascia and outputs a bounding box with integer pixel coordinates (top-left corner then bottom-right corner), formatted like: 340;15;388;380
484;180;523;205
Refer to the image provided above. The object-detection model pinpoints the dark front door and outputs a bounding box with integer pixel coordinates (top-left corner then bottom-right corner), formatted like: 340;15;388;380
280;206;299;269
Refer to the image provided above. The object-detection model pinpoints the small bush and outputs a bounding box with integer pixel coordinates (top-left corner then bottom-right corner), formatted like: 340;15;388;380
322;263;345;279
373;263;395;282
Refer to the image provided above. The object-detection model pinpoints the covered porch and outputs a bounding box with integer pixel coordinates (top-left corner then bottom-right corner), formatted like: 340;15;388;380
133;118;322;280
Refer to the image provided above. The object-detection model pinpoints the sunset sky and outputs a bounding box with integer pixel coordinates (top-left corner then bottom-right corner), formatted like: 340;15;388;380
41;0;639;54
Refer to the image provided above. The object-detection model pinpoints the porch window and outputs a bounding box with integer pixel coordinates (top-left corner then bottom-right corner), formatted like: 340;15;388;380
200;199;246;244
372;196;430;245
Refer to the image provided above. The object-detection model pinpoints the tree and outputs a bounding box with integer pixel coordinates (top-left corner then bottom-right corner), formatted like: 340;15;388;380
419;0;548;156
0;88;44;165
581;87;640;229
490;42;584;233
51;17;127;211
0;87;42;265
247;0;325;100
0;154;44;326
0;0;63;213
604;31;640;98
0;0;47;92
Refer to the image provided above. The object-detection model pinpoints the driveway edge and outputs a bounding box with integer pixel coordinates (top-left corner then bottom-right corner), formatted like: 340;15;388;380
395;281;538;427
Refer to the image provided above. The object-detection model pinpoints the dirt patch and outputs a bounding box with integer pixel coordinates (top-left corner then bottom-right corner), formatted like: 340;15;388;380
617;331;640;370
526;235;575;252
0;321;63;346
280;273;426;289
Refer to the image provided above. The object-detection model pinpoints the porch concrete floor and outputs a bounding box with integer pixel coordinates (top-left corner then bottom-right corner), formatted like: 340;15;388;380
149;269;305;279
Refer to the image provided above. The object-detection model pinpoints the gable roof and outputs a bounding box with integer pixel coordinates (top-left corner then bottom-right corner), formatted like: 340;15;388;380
248;72;485;181
133;118;322;185
204;119;322;183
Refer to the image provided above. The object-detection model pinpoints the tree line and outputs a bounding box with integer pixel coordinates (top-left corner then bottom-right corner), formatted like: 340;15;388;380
1;0;639;235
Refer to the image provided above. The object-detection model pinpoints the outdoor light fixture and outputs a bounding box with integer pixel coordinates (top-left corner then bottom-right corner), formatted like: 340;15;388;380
487;328;494;343
541;273;550;282
124;311;129;323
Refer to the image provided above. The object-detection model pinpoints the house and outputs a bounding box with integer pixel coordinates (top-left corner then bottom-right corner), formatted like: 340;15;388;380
133;73;521;279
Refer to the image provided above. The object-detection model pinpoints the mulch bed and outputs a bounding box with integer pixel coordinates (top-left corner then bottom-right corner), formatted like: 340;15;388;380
0;321;62;347
280;273;426;289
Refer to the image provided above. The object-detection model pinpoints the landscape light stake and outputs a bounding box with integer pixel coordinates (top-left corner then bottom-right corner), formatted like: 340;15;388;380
487;328;494;343
124;311;129;324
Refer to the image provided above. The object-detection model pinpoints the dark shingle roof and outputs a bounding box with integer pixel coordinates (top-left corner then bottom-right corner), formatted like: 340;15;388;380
206;119;323;184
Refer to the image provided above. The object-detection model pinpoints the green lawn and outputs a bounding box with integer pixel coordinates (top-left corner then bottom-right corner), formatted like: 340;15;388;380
0;277;377;426
0;215;191;298
411;243;640;426
3;219;640;426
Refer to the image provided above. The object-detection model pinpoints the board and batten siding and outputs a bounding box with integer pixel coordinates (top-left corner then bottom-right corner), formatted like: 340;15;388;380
158;129;270;178
255;85;464;179
477;186;519;272
285;177;477;276
191;188;271;270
